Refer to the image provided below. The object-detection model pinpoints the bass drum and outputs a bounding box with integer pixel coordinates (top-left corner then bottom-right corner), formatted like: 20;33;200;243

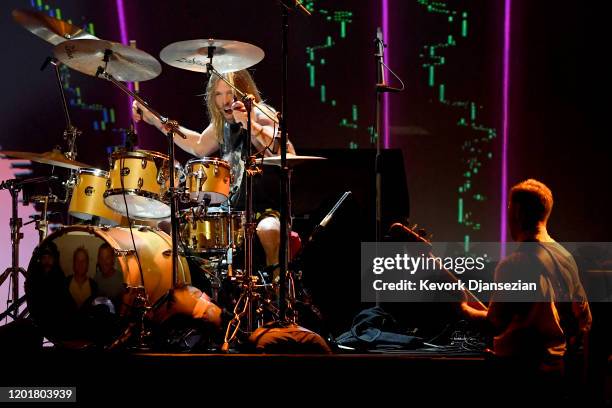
25;225;190;347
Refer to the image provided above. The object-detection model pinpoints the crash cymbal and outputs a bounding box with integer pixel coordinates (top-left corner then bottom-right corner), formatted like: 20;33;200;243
160;39;264;74
12;8;98;45
0;149;92;170
53;39;162;82
260;155;326;167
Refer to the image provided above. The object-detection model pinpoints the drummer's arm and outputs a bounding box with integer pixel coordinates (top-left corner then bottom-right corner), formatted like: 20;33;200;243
231;99;296;156
132;100;219;157
172;123;219;157
251;116;296;157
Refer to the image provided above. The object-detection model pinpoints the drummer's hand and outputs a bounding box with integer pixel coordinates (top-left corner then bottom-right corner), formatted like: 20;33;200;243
132;100;161;129
231;95;257;128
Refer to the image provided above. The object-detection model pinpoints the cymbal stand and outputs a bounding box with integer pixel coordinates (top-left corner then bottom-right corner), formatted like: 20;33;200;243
200;53;270;348
27;194;57;242
0;176;55;321
94;58;188;288
41;56;82;163
221;99;261;351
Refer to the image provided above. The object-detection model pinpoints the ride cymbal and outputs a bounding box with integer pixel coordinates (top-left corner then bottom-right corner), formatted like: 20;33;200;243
160;39;264;74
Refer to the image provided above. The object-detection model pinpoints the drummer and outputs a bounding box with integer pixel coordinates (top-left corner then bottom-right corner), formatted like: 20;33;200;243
132;69;295;277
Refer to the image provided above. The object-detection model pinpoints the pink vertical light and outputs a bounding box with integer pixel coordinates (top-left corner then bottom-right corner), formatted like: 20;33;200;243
115;0;134;111
500;0;511;254
382;0;390;148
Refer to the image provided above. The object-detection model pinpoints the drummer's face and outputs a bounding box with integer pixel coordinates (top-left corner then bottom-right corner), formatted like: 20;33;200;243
214;80;235;122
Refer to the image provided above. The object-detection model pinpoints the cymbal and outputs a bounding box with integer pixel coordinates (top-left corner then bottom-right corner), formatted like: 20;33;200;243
160;39;264;74
12;8;98;45
53;39;162;82
0;150;92;170
261;155;326;167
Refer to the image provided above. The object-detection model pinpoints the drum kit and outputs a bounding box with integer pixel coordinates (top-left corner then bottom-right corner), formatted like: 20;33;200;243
0;8;326;351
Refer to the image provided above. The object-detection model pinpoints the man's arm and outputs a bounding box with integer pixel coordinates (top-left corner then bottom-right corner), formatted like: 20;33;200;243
231;99;296;156
132;101;219;157
172;123;219;157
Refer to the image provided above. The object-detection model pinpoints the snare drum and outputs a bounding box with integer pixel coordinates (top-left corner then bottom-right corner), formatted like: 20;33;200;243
185;158;231;205
182;208;245;253
69;168;121;225
104;150;183;219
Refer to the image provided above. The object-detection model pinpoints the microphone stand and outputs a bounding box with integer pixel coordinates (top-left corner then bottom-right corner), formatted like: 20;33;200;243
374;28;404;244
278;0;291;326
374;29;385;243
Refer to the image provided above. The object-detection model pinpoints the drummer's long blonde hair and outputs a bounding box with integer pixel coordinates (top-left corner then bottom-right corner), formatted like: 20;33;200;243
206;70;263;144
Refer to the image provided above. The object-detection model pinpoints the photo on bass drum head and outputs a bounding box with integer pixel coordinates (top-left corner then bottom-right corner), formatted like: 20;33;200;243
25;226;191;348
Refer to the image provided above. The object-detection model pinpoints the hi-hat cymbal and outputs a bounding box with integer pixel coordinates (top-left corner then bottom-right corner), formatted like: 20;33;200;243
261;155;326;168
12;8;98;45
0;150;92;170
160;39;264;74
53;39;162;82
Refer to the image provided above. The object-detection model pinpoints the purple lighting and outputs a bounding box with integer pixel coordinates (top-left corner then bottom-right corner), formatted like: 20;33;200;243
500;0;512;255
115;0;134;110
382;0;390;148
115;0;129;45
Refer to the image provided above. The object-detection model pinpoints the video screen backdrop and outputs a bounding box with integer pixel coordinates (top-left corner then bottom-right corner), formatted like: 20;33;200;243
0;0;608;280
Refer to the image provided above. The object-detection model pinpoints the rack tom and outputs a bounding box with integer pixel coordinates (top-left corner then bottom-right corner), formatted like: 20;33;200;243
69;168;121;225
185;158;230;205
104;150;182;219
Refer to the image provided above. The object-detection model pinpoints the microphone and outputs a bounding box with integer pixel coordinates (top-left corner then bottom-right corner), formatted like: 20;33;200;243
375;27;385;85
375;27;403;93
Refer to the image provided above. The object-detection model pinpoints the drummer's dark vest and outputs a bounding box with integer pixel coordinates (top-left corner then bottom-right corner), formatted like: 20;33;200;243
220;122;248;210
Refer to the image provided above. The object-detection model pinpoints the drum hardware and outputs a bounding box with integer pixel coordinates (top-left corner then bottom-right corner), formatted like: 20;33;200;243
113;248;137;256
107;285;152;351
159;38;314;347
0;176;56;321
28;194;60;243
171;46;269;347
179;9;316;335
54;40;191;324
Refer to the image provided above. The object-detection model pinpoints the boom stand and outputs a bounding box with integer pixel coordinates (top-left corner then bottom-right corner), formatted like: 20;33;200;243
95;61;188;295
0;176;55;321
